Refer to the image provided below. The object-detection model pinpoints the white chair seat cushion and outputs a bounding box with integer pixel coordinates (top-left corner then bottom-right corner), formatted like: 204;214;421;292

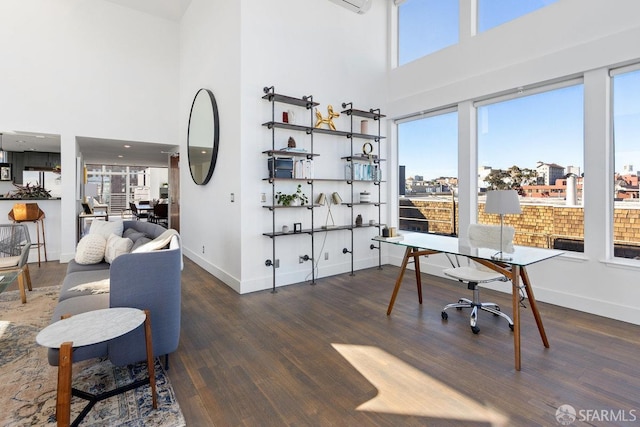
443;266;505;283
0;255;21;268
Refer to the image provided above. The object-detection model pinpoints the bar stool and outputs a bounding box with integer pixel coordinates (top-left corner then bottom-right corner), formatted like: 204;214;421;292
8;203;48;267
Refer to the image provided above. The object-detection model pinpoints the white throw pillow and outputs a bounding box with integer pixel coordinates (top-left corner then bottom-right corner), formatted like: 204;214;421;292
90;219;124;240
75;233;107;265
104;233;134;264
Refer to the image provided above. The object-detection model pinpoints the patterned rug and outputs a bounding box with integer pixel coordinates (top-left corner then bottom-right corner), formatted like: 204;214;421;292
0;286;185;426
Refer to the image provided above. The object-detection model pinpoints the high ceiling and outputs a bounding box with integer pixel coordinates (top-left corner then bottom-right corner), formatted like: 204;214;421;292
1;1;191;169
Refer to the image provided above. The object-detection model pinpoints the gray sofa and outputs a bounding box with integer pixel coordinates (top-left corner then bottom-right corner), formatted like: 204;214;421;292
48;220;182;367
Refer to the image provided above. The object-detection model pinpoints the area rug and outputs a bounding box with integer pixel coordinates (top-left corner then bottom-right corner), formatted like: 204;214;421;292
0;286;186;426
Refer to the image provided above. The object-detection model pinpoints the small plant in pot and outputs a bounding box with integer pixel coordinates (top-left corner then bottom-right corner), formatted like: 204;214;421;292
275;184;309;206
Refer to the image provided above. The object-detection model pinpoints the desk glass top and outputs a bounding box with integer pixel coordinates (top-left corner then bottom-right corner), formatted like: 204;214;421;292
36;307;145;349
374;232;563;267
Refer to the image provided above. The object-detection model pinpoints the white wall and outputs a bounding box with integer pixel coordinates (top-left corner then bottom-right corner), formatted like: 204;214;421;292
386;0;640;325
0;0;179;262
179;0;388;293
178;0;243;290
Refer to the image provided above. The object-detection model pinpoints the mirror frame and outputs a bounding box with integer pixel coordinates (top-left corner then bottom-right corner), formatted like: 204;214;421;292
187;88;219;185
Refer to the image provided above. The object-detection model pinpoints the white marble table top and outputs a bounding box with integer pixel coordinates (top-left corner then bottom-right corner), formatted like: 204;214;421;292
36;307;146;349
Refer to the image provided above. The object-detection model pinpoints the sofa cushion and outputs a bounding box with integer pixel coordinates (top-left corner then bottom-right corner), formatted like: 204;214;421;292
90;219;124;240
75;233;107;265
132;229;179;253
66;259;110;275
59;269;111;301
104;233;133;264
123;228;146;242
131;236;152;252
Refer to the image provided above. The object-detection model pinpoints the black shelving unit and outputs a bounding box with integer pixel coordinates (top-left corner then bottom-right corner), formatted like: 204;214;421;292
262;86;385;291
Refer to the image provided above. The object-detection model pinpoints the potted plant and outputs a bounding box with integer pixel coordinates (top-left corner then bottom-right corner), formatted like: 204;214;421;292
8;182;52;199
275;184;309;206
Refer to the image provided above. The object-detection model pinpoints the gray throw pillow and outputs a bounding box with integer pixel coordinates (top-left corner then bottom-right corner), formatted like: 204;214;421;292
131;236;152;252
123;228;146;243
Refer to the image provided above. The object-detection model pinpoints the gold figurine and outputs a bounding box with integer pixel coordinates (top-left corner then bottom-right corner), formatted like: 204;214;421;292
315;105;340;131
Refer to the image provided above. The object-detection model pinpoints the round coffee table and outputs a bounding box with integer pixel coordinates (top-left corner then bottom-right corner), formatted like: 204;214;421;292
36;307;157;427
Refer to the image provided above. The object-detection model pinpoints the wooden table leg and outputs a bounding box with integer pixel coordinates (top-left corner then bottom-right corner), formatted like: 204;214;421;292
18;273;27;304
511;265;521;371
386;247;413;315
520;267;550;348
413;248;423;304
57;342;73;427
143;310;157;409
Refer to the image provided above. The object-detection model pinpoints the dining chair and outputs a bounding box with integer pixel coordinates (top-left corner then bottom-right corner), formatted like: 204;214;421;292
440;223;515;334
129;202;148;221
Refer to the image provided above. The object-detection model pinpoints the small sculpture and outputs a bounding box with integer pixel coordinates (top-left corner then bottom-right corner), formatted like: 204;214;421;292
288;136;296;148
315;105;340;131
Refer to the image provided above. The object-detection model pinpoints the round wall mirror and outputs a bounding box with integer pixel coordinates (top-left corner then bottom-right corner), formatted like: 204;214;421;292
187;88;219;185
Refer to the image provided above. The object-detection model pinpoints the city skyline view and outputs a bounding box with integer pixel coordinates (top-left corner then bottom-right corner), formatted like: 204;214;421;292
399;71;640;183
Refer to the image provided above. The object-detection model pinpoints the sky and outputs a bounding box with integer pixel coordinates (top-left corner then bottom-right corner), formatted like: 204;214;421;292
397;0;640;181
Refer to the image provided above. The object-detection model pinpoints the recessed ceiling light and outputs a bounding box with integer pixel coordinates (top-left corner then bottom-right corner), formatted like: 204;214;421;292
118;155;124;158
124;144;131;148
201;150;207;154
35;135;45;139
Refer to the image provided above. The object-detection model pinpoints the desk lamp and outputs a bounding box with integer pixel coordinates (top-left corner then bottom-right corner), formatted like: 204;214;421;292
484;189;521;261
317;192;340;229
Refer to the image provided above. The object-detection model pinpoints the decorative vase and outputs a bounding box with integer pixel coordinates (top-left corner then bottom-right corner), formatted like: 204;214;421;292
355;214;363;227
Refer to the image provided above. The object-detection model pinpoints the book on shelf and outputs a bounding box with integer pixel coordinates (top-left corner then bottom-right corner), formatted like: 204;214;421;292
279;147;308;153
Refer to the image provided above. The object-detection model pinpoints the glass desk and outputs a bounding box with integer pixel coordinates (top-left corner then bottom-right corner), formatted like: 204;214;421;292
374;232;563;371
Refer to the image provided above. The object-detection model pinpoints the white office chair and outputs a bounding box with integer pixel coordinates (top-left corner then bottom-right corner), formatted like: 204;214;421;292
441;224;515;334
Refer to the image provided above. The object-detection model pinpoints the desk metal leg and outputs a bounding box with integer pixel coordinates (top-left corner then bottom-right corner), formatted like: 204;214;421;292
512;265;521;371
387;247;413;315
57;342;73;427
143;309;158;409
520;267;550;348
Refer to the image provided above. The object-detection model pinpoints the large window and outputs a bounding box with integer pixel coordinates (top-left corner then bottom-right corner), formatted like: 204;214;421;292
478;0;559;33
612;66;640;259
398;110;458;235
86;165;156;214
398;0;458;66
477;83;584;251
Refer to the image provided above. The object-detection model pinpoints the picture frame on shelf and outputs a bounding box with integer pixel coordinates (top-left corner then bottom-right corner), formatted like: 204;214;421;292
0;163;11;181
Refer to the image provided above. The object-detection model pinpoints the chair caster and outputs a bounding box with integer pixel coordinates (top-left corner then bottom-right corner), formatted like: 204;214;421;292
509;324;514;331
441;311;448;320
493;306;501;316
471;325;480;334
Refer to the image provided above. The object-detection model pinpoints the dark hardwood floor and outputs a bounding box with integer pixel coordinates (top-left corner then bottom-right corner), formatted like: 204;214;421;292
21;259;640;426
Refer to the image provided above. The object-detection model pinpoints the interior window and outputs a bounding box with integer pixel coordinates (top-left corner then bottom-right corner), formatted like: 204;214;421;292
612;67;640;259
398;110;458;235
478;0;559;33
398;0;459;66
477;83;584;252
